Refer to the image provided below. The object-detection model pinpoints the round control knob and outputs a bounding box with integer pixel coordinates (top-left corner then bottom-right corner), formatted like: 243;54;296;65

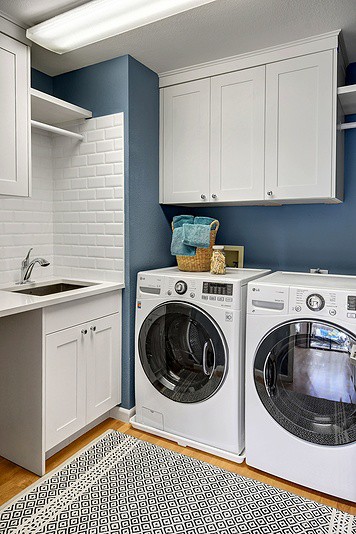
190;292;195;298
295;305;301;312
306;293;325;311
329;309;336;316
211;194;218;199
267;191;273;196
200;194;206;200
175;280;188;295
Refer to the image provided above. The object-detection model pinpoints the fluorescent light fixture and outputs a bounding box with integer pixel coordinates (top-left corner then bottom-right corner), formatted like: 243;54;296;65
26;0;216;54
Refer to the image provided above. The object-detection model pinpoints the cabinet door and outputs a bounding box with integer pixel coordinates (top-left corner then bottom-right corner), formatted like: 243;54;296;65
210;66;265;202
45;326;86;450
265;50;334;201
0;33;30;197
162;79;210;203
87;313;121;422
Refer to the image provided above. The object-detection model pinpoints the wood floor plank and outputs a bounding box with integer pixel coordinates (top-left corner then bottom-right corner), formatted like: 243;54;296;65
0;417;355;515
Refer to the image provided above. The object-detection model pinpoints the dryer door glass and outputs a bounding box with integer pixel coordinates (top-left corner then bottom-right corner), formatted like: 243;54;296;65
254;320;356;446
139;302;228;403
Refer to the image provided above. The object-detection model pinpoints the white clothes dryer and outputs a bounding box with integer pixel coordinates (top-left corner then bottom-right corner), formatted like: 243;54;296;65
245;271;356;502
131;266;270;463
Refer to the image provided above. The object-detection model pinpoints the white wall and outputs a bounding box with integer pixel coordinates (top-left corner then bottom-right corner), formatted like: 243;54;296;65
0;113;124;285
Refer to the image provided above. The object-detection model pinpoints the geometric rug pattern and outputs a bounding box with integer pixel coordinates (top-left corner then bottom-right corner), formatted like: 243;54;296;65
0;430;354;533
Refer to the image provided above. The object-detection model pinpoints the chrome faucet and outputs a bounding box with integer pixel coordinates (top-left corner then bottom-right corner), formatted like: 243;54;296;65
20;248;50;284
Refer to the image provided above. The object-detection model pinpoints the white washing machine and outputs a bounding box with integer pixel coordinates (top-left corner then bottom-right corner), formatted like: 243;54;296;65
245;271;356;502
131;266;270;463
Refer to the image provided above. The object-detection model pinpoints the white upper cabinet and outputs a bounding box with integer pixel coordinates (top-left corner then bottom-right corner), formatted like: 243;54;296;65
265;50;335;202
159;30;343;206
0;33;30;197
210;66;265;202
161;79;210;203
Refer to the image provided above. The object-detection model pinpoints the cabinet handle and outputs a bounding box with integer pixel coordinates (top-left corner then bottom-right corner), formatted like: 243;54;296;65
90;326;96;332
267;191;273;196
81;329;88;335
211;194;218;199
200;194;206;200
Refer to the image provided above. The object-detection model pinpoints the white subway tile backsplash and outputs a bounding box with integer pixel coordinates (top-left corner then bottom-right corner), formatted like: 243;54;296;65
96;115;114;129
0;131;54;284
96;164;114;176
87;130;105;142
87;153;105;165
0;114;124;285
96;140;114;153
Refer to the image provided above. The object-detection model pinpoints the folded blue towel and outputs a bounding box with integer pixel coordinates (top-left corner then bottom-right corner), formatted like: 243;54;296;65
173;214;194;228
182;223;211;248
171;227;196;256
194;216;216;228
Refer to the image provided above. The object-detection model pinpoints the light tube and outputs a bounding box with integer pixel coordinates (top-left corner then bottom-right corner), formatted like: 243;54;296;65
26;0;216;54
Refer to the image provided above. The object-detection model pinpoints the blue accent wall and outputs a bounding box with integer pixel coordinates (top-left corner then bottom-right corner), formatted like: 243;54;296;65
52;57;129;119
31;68;53;95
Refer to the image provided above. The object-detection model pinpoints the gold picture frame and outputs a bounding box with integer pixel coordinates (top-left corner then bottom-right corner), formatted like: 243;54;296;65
223;245;244;268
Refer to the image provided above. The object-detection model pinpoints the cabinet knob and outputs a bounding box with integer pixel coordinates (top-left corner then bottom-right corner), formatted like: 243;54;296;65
211;194;218;199
81;329;88;335
90;326;96;332
267;191;273;196
200;194;206;200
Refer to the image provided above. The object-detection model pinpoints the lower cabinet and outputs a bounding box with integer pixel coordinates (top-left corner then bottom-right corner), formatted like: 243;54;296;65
45;311;121;451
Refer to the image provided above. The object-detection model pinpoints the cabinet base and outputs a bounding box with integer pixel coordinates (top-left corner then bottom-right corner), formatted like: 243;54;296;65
45;411;112;459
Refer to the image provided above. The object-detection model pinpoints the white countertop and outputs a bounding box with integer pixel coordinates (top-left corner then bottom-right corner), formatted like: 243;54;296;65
0;278;124;319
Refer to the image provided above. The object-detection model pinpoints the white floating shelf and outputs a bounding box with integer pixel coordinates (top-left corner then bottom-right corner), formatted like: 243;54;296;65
31;88;92;126
31;120;84;140
337;121;356;131
337;84;356;115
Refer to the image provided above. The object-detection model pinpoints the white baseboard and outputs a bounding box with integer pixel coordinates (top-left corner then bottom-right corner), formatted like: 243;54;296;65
110;405;136;423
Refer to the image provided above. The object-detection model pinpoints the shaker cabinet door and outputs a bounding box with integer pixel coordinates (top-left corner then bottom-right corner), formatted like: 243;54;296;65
162;79;210;203
0;33;30;197
86;313;121;422
210;66;265;202
265;50;334;201
45;326;86;450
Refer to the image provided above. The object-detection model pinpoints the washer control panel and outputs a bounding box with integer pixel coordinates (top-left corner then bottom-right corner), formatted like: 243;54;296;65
137;273;238;309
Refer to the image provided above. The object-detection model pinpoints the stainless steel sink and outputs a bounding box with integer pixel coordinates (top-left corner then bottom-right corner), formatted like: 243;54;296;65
10;282;94;297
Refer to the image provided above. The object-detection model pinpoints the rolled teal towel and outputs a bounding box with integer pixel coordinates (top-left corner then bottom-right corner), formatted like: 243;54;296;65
194;216;216;227
171;227;196;256
173;214;194;228
182;223;211;248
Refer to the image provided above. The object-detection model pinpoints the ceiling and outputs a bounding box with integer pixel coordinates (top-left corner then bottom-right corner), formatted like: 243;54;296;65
1;0;356;76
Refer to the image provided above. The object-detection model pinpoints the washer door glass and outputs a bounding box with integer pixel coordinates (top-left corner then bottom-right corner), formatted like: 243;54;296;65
254;320;356;446
139;302;228;403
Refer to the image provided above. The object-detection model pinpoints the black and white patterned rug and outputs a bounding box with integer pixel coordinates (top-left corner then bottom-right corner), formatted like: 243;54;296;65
0;430;354;533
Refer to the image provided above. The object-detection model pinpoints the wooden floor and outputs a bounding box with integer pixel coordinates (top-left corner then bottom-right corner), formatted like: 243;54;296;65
0;418;355;515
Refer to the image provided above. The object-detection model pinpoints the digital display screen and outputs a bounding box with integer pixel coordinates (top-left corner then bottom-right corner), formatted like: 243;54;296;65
203;282;233;295
348;296;356;311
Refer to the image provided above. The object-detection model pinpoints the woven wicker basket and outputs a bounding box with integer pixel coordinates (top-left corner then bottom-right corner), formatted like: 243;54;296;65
172;220;220;272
